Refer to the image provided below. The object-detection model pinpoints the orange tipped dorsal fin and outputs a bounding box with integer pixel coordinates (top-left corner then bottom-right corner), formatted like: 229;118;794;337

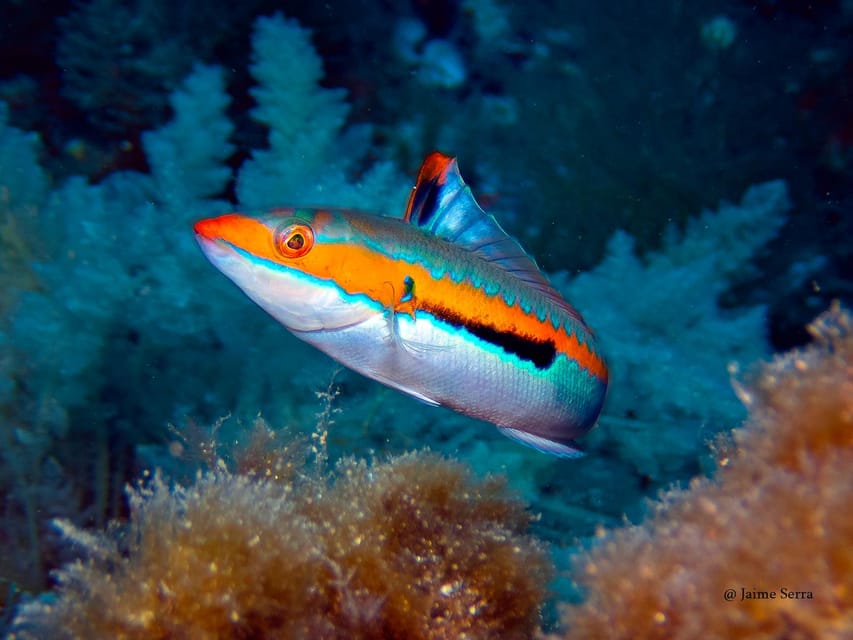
403;152;583;321
404;152;456;224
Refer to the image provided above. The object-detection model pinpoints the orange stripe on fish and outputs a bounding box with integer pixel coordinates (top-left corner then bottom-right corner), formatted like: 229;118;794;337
305;239;606;380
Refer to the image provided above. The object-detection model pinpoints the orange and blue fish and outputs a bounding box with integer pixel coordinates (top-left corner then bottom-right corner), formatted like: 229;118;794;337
194;152;607;457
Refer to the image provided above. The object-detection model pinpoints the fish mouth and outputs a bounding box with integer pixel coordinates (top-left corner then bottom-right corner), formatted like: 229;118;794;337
194;232;237;264
289;315;374;335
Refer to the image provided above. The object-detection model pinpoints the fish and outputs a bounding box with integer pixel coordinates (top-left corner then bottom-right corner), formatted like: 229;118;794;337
194;152;608;457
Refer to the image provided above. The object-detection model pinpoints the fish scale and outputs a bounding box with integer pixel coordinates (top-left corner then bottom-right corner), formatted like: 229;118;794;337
195;152;607;457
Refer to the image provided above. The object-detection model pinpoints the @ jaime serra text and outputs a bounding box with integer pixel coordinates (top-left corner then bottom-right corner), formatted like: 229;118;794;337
724;587;814;602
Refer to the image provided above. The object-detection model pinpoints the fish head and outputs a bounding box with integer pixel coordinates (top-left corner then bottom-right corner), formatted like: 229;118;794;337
194;208;376;333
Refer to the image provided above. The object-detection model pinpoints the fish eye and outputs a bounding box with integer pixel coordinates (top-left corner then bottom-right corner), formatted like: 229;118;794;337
275;222;314;258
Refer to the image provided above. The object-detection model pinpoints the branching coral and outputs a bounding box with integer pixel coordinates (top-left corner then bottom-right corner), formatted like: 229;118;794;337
553;303;853;639
0;102;46;316
0;103;61;601
236;12;407;212
58;0;193;133
554;180;790;482
56;0;255;136
0;12;410;599
11;421;553;639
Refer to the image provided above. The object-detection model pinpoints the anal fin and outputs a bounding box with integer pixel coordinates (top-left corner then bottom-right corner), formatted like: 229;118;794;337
498;427;585;459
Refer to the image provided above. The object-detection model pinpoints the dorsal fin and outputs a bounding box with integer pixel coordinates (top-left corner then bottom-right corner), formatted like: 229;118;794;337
404;152;583;321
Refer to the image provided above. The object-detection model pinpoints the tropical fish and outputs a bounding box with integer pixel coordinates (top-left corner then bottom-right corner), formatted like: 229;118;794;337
194;152;607;457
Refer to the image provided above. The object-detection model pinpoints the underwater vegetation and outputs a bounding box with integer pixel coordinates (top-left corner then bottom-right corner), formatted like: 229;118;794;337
1;0;852;632
552;303;853;639
8;304;853;638
0;8;787;602
10;421;552;639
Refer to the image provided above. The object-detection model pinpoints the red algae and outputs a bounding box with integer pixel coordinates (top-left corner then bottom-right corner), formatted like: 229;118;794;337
553;303;853;640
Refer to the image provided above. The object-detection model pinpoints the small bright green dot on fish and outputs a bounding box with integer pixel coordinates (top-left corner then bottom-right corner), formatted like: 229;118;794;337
401;275;414;302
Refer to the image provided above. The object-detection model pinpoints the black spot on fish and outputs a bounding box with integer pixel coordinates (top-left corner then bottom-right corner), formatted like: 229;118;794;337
401;275;415;302
422;303;556;369
469;323;557;369
411;178;441;227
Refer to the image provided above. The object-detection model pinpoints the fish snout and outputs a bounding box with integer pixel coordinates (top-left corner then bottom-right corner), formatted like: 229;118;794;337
193;215;240;241
193;217;216;239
